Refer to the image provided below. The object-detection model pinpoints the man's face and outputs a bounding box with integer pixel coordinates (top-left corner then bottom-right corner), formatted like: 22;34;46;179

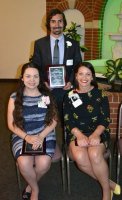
50;14;64;37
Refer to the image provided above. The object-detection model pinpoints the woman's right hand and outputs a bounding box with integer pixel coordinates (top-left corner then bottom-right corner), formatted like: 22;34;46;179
76;134;89;147
25;135;41;150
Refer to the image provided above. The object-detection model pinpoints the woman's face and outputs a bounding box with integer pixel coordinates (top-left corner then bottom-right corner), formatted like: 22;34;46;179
75;66;93;88
22;67;40;89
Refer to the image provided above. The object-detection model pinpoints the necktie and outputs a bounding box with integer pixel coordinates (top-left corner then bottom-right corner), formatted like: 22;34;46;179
53;39;59;64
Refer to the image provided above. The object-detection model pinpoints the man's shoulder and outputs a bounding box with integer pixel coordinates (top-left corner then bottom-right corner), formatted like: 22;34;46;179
35;35;50;43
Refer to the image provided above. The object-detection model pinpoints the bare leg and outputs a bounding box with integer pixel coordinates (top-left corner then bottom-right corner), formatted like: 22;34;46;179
19;155;51;199
34;155;51;181
30;155;51;199
17;156;39;200
69;142;111;200
88;145;111;200
69;142;97;179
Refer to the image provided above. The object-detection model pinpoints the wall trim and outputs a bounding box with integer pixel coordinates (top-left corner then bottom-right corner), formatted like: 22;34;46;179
0;79;19;82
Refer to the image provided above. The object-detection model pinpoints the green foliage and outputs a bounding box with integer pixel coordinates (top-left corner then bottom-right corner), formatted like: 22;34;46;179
64;22;88;52
105;58;122;83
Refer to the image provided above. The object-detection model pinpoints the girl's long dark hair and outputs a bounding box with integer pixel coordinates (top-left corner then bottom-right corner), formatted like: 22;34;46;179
74;62;98;89
13;62;58;130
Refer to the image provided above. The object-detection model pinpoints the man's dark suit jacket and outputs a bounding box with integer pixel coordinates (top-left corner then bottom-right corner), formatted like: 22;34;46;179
32;35;82;84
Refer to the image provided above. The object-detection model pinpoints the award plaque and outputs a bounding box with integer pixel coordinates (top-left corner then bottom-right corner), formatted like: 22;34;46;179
48;65;66;88
22;139;46;155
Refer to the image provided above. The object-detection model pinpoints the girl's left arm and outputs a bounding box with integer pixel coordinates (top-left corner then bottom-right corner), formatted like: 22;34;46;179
38;119;57;139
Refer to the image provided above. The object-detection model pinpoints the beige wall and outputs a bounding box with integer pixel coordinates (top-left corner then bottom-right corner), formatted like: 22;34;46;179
0;0;46;78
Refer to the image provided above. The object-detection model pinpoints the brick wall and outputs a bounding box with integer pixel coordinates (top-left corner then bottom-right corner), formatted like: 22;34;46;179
107;92;122;136
46;0;108;60
46;0;122;137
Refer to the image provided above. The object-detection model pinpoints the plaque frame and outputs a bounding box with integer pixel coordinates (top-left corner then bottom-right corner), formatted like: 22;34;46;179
48;65;66;88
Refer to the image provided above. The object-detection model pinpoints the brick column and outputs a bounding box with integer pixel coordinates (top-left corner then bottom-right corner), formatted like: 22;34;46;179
107;92;122;136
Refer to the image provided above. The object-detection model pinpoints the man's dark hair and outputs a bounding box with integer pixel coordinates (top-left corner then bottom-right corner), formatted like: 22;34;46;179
46;8;67;31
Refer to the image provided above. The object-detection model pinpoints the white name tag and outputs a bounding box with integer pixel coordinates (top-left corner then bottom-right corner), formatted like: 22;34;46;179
38;101;47;108
72;98;82;108
66;59;73;66
69;93;83;108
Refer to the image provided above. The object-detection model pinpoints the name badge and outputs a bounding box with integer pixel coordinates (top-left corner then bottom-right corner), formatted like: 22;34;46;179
66;59;73;66
38;101;47;108
69;93;83;108
72;98;83;108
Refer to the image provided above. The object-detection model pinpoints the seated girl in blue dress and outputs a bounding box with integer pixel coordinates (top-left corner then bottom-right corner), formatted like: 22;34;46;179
7;62;58;200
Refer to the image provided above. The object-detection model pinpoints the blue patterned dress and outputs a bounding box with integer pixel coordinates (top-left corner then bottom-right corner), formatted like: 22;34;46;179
11;93;56;159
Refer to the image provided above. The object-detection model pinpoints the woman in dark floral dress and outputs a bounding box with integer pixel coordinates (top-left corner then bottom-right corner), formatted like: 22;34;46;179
63;62;121;200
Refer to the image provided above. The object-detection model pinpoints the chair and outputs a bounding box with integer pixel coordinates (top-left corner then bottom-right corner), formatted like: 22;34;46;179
65;136;112;194
16;143;66;200
52;143;66;191
16;162;22;200
116;103;122;184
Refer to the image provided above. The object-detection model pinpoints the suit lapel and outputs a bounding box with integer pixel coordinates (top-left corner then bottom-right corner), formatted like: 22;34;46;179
63;36;67;64
45;36;52;64
64;35;72;64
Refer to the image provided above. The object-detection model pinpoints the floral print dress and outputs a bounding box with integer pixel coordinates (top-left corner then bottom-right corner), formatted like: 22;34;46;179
63;88;111;144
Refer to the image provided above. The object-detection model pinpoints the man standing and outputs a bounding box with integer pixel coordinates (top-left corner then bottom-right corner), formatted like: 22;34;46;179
32;8;82;125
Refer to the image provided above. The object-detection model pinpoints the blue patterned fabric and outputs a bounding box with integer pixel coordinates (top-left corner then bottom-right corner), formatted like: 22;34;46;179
10;92;56;159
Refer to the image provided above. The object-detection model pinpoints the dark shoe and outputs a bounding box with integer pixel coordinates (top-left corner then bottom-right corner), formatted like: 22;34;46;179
22;189;31;200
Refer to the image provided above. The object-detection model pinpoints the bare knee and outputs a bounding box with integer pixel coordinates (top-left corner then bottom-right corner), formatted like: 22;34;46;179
69;143;90;167
71;149;88;166
35;155;51;173
88;148;103;164
17;156;34;173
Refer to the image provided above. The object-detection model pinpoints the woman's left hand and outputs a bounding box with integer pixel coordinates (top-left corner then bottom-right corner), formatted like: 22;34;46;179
32;135;44;150
88;134;101;146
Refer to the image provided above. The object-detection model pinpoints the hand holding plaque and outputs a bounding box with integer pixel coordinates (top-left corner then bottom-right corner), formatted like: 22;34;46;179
48;65;66;88
22;139;46;155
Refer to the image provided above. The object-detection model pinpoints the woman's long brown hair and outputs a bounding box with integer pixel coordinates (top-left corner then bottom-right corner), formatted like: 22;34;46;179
13;62;58;130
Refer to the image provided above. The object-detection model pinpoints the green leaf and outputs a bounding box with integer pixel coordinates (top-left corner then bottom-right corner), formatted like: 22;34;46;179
106;60;115;67
64;21;88;52
109;74;116;83
105;58;122;82
118;70;122;79
115;58;122;68
80;46;88;52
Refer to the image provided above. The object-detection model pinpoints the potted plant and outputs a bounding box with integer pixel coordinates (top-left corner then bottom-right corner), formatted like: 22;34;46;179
104;58;122;91
64;22;88;52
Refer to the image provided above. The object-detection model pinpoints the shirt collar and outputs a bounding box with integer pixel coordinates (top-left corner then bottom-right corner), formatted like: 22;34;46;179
50;34;64;42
